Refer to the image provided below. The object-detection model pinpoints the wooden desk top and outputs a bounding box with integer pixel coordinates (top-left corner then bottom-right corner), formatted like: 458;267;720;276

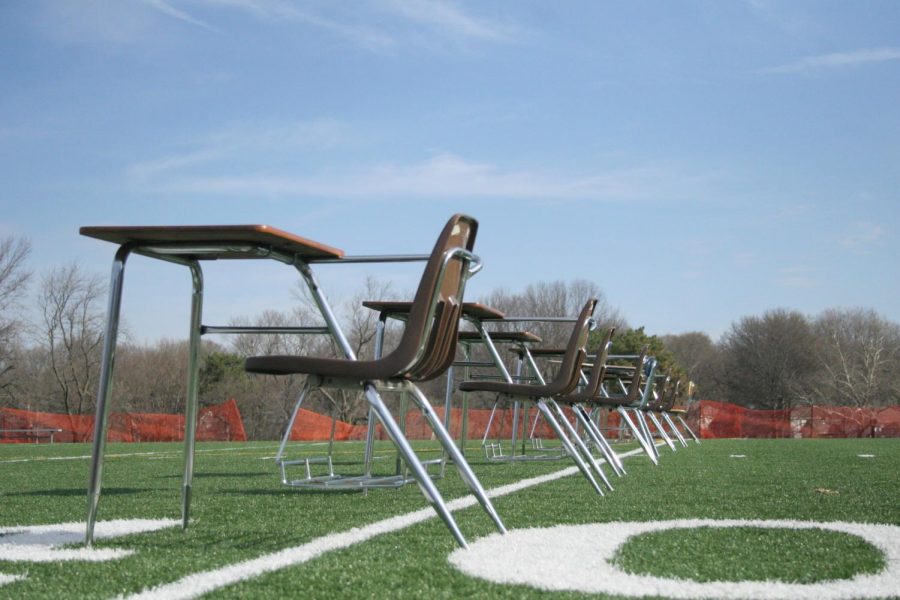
79;224;344;260
361;301;505;320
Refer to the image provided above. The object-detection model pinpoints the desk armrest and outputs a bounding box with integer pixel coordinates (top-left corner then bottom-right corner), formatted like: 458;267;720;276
482;316;577;323
306;254;430;264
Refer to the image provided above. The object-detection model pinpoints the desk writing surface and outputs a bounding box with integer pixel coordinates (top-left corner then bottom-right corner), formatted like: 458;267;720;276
362;301;505;320
79;224;344;260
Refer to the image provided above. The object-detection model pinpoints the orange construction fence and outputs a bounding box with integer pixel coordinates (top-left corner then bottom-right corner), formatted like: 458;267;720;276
686;400;900;439
7;399;894;443
285;405;626;442
0;399;246;443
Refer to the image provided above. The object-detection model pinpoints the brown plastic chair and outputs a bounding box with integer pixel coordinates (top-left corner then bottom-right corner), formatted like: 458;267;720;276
550;327;628;476
245;214;505;549
643;377;690;449
459;299;612;495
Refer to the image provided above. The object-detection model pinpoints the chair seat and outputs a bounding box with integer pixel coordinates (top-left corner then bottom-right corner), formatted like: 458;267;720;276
245;355;399;380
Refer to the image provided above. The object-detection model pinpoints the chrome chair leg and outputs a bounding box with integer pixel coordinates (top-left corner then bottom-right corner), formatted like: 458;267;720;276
678;414;701;443
574;405;625;477
634;409;660;461
407;385;506;534
275;382;312;481
617;406;658;465
663;412;689;447
648;411;677;452
364;384;468;549
549;401;613;492
537;400;604;495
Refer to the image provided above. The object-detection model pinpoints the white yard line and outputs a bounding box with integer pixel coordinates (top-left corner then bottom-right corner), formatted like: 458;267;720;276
122;446;652;600
0;444;285;464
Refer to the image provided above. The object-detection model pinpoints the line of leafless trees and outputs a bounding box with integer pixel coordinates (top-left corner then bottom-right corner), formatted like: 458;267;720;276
2;234;898;439
664;307;900;412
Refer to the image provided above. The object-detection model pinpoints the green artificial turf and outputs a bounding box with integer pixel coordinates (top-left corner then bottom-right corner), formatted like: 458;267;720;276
614;526;886;584
1;438;898;599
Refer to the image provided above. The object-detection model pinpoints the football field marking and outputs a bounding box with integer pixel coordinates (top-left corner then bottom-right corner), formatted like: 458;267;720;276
0;519;179;563
0;444;283;464
0;519;179;589
121;445;652;600
450;519;900;599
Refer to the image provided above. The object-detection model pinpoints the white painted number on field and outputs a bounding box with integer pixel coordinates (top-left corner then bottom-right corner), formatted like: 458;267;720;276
449;519;900;600
0;519;179;588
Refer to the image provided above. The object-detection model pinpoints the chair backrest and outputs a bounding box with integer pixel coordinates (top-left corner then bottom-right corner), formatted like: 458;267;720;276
620;345;650;403
542;299;597;396
381;214;478;381
660;379;680;411
648;374;670;410
578;327;615;398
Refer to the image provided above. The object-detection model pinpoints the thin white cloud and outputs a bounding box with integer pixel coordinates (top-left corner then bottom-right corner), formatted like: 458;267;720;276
141;0;217;31
379;0;519;43
126;119;358;179
127;148;223;180
192;0;396;49
35;0;520;51
733;252;757;268
761;47;900;74
776;266;819;288
840;222;886;249
145;152;722;203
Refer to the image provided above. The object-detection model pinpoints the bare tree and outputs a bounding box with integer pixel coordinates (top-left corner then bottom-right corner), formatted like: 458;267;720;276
480;279;627;346
234;276;397;435
662;331;724;399
35;264;105;415
313;276;396;423
113;339;191;413
229;308;319;437
0;237;31;399
718;309;818;410
810;308;900;407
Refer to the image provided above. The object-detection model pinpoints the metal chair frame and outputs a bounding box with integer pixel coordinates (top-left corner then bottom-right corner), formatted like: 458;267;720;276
249;218;506;549
459;301;617;496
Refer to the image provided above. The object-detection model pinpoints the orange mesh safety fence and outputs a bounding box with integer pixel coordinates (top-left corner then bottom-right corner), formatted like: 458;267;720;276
684;400;900;439
0;399;246;443
286;405;627;442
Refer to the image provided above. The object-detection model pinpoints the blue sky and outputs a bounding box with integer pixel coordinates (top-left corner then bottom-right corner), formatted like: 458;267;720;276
1;0;898;344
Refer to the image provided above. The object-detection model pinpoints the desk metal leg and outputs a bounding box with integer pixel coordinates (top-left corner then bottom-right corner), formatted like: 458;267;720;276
181;261;203;530
459;345;470;454
440;364;454;476
85;244;131;545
